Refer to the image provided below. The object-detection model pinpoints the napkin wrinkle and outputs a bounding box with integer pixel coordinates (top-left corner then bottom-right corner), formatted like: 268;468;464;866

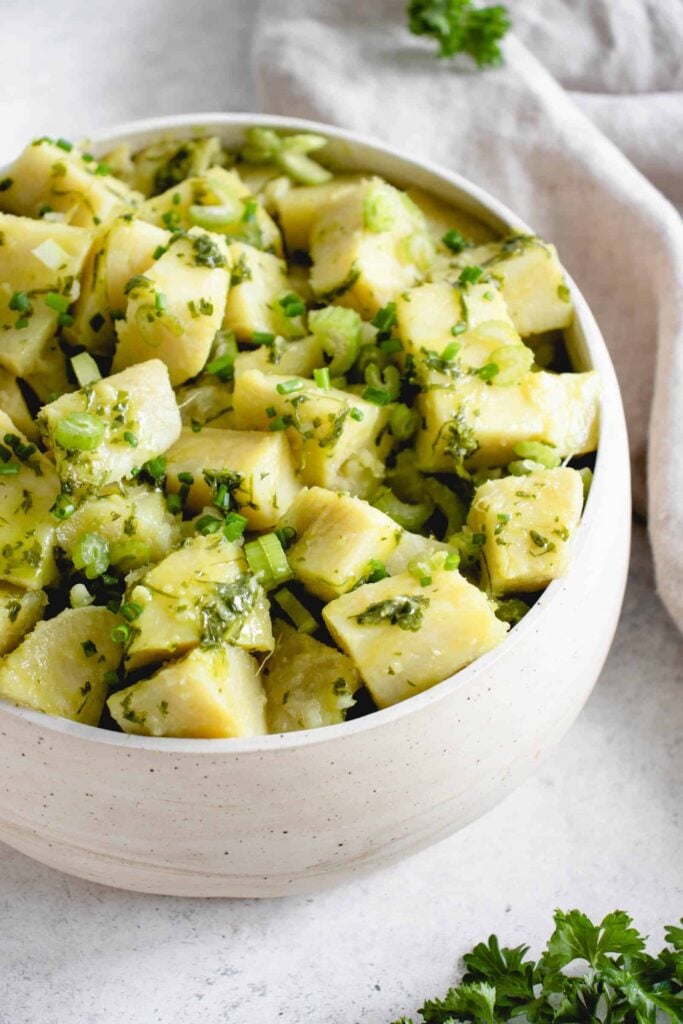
253;3;683;630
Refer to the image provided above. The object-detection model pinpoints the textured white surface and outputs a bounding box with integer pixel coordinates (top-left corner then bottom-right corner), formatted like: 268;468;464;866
0;3;681;1021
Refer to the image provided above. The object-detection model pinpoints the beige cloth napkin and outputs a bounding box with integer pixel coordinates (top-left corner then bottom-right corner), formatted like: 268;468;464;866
252;0;683;630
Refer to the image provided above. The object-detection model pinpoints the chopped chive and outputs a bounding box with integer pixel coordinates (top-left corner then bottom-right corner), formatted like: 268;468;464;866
155;292;167;313
56;138;73;152
123;430;138;447
45;291;70;313
278;292;306;318
457;265;484;287
166;493;182;514
350;407;364;422
177;471;194;485
276;378;304;395
0;463;19;476
9;291;31;313
223;511;248;541
252;330;276;345
442;228;472;253
362;385;391;406
268;415;291;431
313;367;330;390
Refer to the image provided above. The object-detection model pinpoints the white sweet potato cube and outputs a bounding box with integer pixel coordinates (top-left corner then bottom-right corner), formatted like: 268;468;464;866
528;370;600;457
281;487;401;601
309;178;432;317
467;468;585;595
56;485;181;571
108;644;267;738
67;217;169;355
165;427;301;530
0;606;122;725
323;569;508;708
453;236;573;336
0;213;92;375
0;585;47;657
39;359;181;490
113;229;229;385
276;176;361;252
233;368;393;496
395;280;514;363
222;243;294;341
138;166;282;255
0;140;140;229
233;334;325;379
124;532;273;671
0;411;60;589
263;621;361;732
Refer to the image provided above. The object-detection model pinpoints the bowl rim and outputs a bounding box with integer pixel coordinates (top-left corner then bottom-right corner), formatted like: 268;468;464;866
0;111;620;754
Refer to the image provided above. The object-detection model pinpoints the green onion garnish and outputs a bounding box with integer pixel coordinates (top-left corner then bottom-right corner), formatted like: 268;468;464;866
276;378;304;395
313;367;331;390
223;512;248;542
54;412;106;452
72;531;110;580
273;588;317;634
244;533;293;589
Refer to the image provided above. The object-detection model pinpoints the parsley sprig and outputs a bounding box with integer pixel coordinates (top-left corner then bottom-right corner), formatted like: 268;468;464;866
407;0;511;67
393;909;683;1024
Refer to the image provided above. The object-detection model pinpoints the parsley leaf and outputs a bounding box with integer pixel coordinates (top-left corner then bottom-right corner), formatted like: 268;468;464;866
392;909;683;1024
407;0;511;68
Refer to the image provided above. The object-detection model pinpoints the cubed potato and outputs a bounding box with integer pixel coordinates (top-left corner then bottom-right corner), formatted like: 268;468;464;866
56;485;181;571
263;621;361;732
0;585;47;657
0;411;60;589
0;213;92;375
451;235;574;336
124;532;273;671
0;606;121;725
527;370;600;457
309;178;432;317
175;377;235;431
275;175;361;252
138;166;282;255
233;334;325;379
113;230;229;385
0;365;37;441
165;427;301;530
233;368;394;496
406;186;493;249
39;359;181;491
467;468;584;595
66;217;170;355
280;487;401;601
20;336;74;405
0;140;140;229
323;568;508;708
222;243;297;341
108;644;267;738
396;280;514;363
415;369;599;473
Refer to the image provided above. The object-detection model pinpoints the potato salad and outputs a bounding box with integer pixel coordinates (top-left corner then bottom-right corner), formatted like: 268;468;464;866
0;129;599;738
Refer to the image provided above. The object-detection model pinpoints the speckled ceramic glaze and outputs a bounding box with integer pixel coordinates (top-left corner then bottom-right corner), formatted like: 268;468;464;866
0;114;630;896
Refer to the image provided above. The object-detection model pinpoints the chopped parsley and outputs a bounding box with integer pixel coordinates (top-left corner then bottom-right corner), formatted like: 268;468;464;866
355;594;429;631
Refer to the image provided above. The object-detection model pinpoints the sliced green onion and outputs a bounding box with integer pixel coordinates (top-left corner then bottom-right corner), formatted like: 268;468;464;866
366;558;390;583
513;440;561;469
223;512;248;542
54;411;106;451
72;531;110;580
372;487;434;531
244;532;292;589
275;149;332;185
189;200;242;231
389;403;420;441
273;588;318;634
489;345;533;386
205;329;238;382
276;378;304;395
313;367;331;391
278;292;306;318
111;623;130;644
70;352;101;387
252;330;276;345
120;601;143;622
371;303;397;335
0;463;20;476
69;583;94;608
350;407;364;422
457;265;484;287
51;492;76;520
196;514;223;535
45;291;70;313
309;306;361;375
442;229;472;253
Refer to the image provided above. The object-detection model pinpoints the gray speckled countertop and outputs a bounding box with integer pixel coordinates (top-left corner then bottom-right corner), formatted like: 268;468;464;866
0;4;681;1021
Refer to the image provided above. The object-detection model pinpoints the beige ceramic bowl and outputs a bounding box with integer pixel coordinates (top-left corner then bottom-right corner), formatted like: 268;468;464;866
0;114;630;896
